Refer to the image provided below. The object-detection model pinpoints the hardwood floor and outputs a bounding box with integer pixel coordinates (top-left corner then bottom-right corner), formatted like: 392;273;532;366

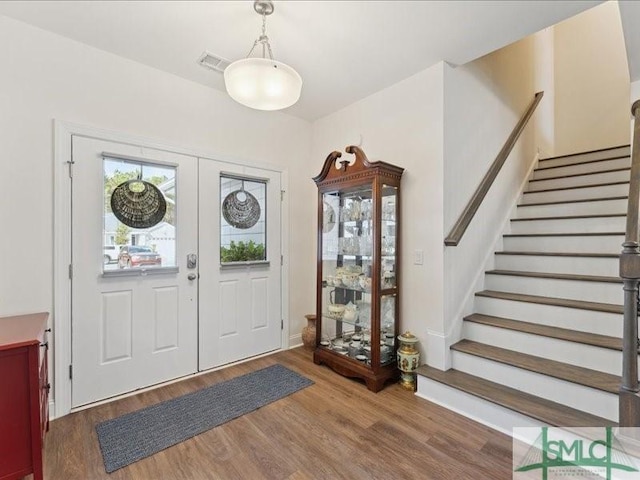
41;348;514;479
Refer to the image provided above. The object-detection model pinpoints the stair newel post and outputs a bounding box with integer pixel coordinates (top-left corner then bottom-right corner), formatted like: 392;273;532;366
620;100;640;426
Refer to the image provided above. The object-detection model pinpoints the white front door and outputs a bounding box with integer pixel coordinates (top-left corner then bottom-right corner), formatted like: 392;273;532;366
198;161;282;370
71;136;199;407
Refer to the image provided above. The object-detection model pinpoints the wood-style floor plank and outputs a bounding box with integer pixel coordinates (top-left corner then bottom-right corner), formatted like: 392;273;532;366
40;347;514;479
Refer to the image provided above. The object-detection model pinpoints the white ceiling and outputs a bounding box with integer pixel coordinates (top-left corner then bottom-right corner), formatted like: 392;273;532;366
0;0;605;121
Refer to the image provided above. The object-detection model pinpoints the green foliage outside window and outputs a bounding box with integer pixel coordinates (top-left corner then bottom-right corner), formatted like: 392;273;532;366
115;224;130;246
220;240;265;262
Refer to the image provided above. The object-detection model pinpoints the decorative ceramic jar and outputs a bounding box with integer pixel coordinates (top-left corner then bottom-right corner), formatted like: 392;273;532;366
397;331;420;391
302;314;317;349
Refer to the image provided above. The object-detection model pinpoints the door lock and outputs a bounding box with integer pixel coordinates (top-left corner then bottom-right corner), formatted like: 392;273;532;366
187;273;197;281
187;253;197;269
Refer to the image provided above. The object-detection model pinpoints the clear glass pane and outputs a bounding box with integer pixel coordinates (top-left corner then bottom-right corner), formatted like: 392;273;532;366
320;187;374;365
380;294;396;366
322;193;340;258
381;185;397;289
103;158;175;271
220;176;266;263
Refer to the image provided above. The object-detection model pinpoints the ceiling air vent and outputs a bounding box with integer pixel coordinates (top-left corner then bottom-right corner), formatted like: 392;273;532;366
197;51;231;73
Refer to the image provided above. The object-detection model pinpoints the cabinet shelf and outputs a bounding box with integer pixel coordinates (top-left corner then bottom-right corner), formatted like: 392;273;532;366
323;283;372;294
322;314;371;329
317;345;396;367
314;146;403;393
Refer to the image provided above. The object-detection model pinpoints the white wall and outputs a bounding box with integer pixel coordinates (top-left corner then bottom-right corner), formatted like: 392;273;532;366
554;1;630;155
533;27;555;158
312;64;445;367
442;33;546;368
0;15;315;396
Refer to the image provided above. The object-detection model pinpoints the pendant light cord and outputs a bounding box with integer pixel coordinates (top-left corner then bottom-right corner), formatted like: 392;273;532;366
245;11;274;60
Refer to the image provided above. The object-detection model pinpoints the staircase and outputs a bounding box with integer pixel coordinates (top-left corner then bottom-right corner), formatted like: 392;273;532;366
418;144;632;433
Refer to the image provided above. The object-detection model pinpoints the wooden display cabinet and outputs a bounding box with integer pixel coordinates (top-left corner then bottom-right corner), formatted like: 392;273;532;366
313;146;403;392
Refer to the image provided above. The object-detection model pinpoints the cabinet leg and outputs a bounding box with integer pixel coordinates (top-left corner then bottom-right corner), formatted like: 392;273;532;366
365;378;384;393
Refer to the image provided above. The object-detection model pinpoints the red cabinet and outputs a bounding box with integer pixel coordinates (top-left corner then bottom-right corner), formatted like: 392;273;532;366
0;313;50;480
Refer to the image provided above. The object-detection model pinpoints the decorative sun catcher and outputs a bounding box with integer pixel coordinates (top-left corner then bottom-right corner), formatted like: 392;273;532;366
111;178;167;229
222;180;261;230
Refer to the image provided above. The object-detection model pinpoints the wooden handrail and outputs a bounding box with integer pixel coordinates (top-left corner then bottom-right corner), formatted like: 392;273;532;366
619;99;640;427
444;91;544;246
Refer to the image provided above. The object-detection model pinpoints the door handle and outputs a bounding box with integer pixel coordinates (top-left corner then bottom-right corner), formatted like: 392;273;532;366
188;273;197;281
187;254;197;269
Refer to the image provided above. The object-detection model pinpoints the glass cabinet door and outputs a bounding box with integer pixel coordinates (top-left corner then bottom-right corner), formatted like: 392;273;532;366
381;185;397;290
319;188;374;365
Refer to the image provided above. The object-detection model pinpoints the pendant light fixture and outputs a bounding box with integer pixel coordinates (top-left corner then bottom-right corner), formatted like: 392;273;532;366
224;0;302;111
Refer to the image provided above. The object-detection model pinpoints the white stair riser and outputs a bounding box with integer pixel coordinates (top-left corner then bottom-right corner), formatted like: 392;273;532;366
538;147;630;168
521;183;629;204
539;145;631;167
515;199;627;218
533;157;631;179
416;377;545;435
527;169;630;191
503;235;624;254
484;274;622;304
452;352;618;421
474;296;622;336
462;322;622;375
509;216;626;234
494;254;618;277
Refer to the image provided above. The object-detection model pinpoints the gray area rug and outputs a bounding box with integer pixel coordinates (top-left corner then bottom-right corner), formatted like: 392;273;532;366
96;364;313;473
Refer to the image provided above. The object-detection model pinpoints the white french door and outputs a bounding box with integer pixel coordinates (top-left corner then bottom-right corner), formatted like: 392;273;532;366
71;136;199;407
198;161;282;370
70;135;282;407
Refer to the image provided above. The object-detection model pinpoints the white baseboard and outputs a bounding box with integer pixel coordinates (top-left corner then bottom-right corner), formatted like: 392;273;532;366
49;399;56;421
289;333;303;349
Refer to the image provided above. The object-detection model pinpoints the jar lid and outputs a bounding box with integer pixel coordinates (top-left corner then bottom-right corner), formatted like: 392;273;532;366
398;331;419;343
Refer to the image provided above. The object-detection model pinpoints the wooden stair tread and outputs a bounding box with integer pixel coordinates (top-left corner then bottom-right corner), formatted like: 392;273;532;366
535;155;630;172
538;144;630;162
511;213;625;222
504;232;623;237
528;166;630;183
518;196;628;207
416;365;616;427
451;339;620;394
495;251;619;258
523;180;629;194
465;313;623;351
486;269;621;283
476;290;623;314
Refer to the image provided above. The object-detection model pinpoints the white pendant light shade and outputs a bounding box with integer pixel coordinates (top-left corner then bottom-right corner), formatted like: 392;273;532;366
224;57;302;111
